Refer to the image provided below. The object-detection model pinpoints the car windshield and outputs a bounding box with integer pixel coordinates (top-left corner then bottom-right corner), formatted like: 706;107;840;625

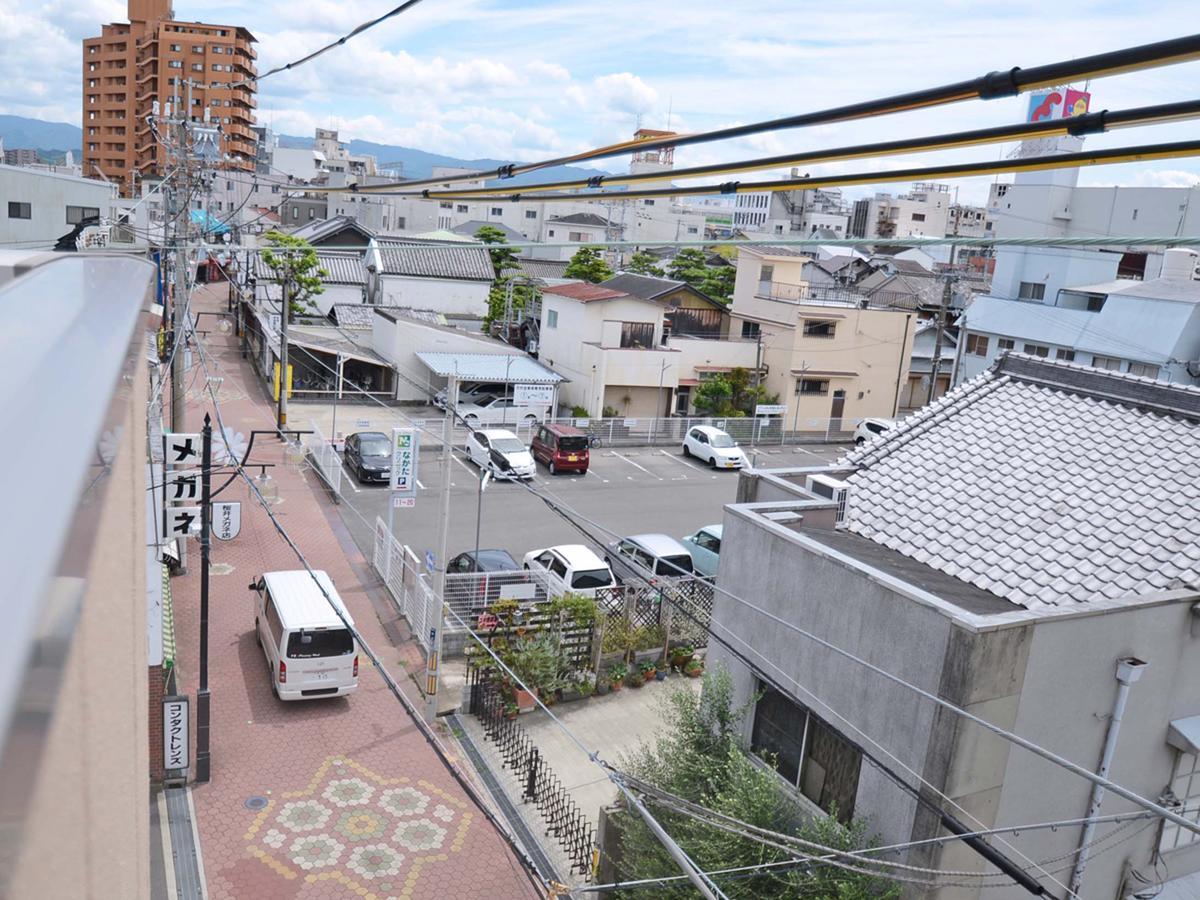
360;438;390;457
286;628;354;658
656;554;694;576
710;434;736;448
557;436;588;452
491;438;526;453
572;568;613;589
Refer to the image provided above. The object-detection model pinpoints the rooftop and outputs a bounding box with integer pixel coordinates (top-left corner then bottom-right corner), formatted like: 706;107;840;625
256;250;365;285
374;239;494;282
545;212;614;227
600;273;724;309
841;353;1200;612
542;282;630;303
501;256;571;280
415;351;565;384
452;220;526;242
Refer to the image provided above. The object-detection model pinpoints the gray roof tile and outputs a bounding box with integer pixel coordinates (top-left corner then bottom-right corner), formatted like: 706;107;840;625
376;239;494;281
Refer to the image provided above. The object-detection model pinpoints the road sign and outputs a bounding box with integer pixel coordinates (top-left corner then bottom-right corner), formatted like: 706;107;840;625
164;506;201;538
623;418;638;427
389;428;418;494
165;433;202;465
212;501;241;541
755;404;788;416
165;469;201;501
392;496;415;509
163;695;189;773
513;383;554;406
425;550;436;572
355;418;370;428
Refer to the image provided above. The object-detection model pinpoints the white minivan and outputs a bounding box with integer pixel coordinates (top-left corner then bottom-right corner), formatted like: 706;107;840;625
250;570;359;701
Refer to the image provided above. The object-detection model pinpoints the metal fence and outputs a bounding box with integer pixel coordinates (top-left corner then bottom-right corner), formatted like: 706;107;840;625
547;415;856;448
372;517;436;652
302;419;343;495
468;672;596;876
596;579;715;648
443;568;550;628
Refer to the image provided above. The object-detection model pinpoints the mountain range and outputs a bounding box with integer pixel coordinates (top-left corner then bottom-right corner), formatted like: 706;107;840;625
0;114;606;182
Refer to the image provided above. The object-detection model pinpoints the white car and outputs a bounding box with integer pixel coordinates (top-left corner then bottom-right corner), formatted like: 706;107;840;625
433;381;505;410
854;417;897;446
466;429;535;480
681;524;722;579
682;425;747;469
522;544;616;597
458;395;545;427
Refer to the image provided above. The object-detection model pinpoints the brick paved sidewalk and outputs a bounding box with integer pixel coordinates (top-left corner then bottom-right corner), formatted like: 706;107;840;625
170;285;543;900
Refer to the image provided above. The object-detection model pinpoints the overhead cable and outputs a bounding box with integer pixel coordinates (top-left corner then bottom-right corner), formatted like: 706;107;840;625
320;33;1200;192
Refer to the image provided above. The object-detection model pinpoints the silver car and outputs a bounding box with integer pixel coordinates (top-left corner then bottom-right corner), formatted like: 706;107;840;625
606;533;695;586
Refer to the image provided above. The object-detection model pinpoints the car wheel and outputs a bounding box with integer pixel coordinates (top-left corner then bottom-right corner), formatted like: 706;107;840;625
682;444;690;457
855;437;865;446
255;619;262;647
524;414;537;425
465;415;479;427
548;460;557;475
708;454;717;468
355;461;365;483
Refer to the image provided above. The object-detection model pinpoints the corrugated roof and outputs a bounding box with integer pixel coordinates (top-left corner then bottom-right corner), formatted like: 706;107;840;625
542;283;629;303
254;250;366;285
841;353;1200;611
415;352;565;384
375;239;494;281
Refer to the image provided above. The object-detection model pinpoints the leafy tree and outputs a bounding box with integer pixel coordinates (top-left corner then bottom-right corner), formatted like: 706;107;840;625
627;251;666;278
475;226;538;330
564;246;613;283
475;225;518;278
692;367;780;417
700;265;736;304
260;230;327;320
666;247;710;286
615;668;899;900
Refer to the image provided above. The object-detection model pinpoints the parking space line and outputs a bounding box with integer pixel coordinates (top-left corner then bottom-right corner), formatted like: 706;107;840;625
451;453;477;476
585;467;609;483
611;451;662;480
338;461;362;493
792;446;818;456
416;479;426;489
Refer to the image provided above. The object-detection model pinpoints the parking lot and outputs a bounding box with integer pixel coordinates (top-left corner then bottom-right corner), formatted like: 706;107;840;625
329;439;851;571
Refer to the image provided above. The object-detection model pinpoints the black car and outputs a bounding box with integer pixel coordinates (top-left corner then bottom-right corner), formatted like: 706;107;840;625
344;431;392;483
444;549;527;611
446;549;520;574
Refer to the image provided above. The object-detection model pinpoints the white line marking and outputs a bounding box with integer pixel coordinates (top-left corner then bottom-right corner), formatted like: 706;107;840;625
612;450;662;479
793;446;818;456
416;479;426;489
339;462;362;493
451;453;476;475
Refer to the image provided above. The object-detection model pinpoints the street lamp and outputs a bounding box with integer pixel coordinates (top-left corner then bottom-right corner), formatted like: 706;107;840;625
474;466;491;562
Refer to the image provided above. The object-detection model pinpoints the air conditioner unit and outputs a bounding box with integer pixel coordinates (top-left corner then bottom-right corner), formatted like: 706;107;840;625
805;474;849;524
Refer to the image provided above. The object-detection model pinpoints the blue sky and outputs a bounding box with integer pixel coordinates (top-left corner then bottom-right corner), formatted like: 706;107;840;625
3;0;1199;204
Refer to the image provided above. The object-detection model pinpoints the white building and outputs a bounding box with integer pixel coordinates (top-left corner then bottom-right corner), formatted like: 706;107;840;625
0;164;116;248
849;182;952;245
374;238;494;317
733;176;851;237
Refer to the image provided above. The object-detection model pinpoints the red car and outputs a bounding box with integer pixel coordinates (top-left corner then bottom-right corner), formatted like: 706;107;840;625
530;423;589;474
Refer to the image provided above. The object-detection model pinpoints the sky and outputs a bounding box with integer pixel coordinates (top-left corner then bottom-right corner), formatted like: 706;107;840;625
3;0;1199;205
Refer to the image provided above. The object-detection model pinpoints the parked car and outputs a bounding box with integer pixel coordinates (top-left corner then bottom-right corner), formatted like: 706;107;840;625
682;524;722;579
522;544;616;597
433;381;506;410
250;570;358;701
343;431;392;483
531;423;590;475
854;417;897;446
606;533;696;586
458;395;546;427
466;428;536;480
682;425;748;469
444;550;526;609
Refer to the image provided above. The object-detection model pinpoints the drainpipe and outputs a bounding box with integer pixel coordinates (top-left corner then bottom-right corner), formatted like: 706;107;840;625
1068;657;1148;897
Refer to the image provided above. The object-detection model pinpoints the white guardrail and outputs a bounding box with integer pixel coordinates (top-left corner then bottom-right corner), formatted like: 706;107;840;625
372;517;436;652
303;419;343;495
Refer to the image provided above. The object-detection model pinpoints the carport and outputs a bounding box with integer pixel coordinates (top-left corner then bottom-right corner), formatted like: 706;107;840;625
415;351;566;414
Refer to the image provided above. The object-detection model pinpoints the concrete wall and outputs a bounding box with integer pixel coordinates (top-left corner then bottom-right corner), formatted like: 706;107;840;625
0;165;114;247
9;354;150;899
990;246;1119;303
379;275;490;317
668;335;758;380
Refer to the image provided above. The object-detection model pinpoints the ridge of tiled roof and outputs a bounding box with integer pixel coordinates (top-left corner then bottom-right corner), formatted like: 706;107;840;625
374;239;494;281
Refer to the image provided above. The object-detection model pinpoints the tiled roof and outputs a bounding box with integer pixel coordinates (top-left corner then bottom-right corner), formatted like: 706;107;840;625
602;273;727;309
502;256;571;280
255;250;366;285
375;239;494;282
330;304;378;329
452;220;526;242
541;282;629;303
841;353;1200;611
545;212;613;227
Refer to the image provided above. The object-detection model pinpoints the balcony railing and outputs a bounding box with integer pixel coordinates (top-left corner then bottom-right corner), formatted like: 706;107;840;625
753;280;924;311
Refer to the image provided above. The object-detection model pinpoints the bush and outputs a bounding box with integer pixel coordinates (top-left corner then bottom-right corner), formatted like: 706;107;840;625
570;405;590;418
602;405;621;418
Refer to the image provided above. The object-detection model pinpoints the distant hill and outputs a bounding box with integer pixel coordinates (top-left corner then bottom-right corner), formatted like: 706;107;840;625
0;115;82;160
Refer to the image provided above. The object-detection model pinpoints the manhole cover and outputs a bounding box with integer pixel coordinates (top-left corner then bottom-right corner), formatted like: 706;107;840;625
244;796;269;810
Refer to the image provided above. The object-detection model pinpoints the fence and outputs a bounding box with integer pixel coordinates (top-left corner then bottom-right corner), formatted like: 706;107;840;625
303;419;343;496
595;579;715;649
443;568;550;629
371;517;436;652
548;415;856;448
468;671;596;875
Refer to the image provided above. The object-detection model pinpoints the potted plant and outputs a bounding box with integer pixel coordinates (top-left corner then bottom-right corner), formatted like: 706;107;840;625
595;677;611;697
503;701;519;720
654;659;670;681
684;659;704;678
638;661;657;684
609;662;627;691
670;644;695;670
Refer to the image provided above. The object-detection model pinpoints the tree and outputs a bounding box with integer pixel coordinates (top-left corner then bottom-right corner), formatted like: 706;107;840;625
564;246;613;283
627;251;666;278
700;265;736;304
260;231;328;320
475;225;518;278
474;226;539;330
615;668;900;900
693;367;780;417
666;247;710;286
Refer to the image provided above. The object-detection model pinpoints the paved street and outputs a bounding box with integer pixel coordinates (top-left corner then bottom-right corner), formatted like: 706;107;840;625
170;285;543;900
331;440;850;570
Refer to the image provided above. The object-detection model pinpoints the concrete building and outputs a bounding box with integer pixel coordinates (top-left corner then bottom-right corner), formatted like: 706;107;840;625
710;352;1200;898
1;164;116;248
900;319;958;409
733;177;851;237
728;246;917;425
82;0;257;195
2;148;40;167
535;213;616;260
955;248;1200;387
850;183;952;245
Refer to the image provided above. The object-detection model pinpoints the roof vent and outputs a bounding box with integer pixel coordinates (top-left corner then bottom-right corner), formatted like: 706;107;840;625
805;474;850;525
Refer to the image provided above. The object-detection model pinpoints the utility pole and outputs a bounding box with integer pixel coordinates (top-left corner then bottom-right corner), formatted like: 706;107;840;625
276;262;291;434
195;413;213;783
170;84;190;436
752;328;765;399
927;275;953;405
426;374;456;723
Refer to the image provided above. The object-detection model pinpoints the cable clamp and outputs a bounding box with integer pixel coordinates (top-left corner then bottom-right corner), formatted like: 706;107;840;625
979;67;1021;99
497;164;516;179
1067;109;1107;137
719;181;740;194
587;175;604;188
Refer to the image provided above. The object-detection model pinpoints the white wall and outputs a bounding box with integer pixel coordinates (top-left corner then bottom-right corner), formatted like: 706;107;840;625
990;246;1119;302
0;165;114;247
379;275;490;316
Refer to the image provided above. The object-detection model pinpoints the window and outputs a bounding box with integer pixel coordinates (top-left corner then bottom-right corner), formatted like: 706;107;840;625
1018;281;1046;301
741;321;760;339
997;338;1015;351
546;309;558;329
395;216;405;229
750;684;861;821
1055;348;1076;362
568;231;591;242
802;319;836;339
264;597;284;646
212;45;225;54
169;43;181;51
7;202;31;220
620;321;655;349
490;207;503;216
911;212;926;222
1023;343;1049;358
1160;751;1200;852
965;334;990;356
286;628;353;659
547;229;555;237
1128;362;1160;379
191;63;204;71
643;199;655;206
1091;355;1122;371
192;45;203;53
456;204;468;213
693;530;721;553
291;207;299;221
439;201;452;209
66;205;100;224
798;379;829;395
686;226;699;234
525;210;537;219
168;60;182;68
1132;208;1138;221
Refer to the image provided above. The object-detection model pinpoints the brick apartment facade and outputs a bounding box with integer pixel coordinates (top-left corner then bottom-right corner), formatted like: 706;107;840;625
82;0;257;196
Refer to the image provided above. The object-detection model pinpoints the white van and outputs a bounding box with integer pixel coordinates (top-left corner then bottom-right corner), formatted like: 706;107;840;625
250;570;359;701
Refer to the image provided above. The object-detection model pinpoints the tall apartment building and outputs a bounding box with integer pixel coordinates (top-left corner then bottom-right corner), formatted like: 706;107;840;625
82;0;257;196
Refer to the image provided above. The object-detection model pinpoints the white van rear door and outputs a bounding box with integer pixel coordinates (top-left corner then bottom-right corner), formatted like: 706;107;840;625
285;627;356;686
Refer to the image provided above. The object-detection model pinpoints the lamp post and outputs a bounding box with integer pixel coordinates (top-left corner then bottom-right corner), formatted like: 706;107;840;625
474;468;491;563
